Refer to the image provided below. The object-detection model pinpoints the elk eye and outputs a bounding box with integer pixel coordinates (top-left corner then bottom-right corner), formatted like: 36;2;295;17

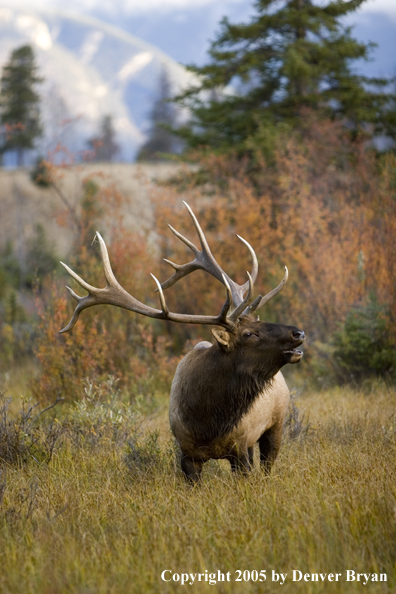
243;331;254;338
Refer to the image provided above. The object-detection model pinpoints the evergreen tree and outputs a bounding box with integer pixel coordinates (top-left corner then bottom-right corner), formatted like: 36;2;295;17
175;0;395;154
0;45;43;166
137;69;181;161
87;115;119;162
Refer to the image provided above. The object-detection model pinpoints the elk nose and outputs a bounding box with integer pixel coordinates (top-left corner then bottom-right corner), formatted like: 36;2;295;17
292;330;305;341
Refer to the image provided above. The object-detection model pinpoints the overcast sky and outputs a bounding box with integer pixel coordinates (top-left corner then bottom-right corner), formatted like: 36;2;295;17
4;0;396;72
13;0;396;18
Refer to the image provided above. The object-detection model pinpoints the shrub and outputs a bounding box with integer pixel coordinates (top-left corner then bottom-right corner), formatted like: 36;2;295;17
0;392;64;466
25;224;58;289
333;295;395;382
0;241;20;292
31;280;181;404
0;291;34;367
66;375;138;448
30;157;51;187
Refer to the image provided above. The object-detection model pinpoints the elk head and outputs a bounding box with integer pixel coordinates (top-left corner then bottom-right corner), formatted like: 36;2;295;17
212;320;304;364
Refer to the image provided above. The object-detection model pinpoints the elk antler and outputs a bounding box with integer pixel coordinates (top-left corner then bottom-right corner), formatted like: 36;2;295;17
59;232;235;333
161;202;258;312
161;201;287;319
59;203;288;334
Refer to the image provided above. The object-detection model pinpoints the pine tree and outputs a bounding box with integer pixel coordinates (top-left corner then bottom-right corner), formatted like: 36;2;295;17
87;115;120;162
137;69;181;161
0;45;43;166
175;0;395;154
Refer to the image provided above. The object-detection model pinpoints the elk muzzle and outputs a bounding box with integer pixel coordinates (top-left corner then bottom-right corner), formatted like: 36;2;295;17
283;330;305;364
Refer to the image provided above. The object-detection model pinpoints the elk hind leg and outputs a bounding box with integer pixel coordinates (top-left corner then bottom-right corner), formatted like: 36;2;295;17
258;424;283;475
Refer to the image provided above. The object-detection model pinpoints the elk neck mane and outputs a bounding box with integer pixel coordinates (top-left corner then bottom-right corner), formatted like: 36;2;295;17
177;344;279;443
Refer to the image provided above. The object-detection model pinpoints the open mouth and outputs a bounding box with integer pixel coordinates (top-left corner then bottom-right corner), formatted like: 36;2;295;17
283;337;304;356
283;348;303;356
284;347;304;364
283;336;304;362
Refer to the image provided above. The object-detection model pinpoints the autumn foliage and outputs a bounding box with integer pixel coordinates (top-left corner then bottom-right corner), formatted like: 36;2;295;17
30;166;180;403
29;117;396;401
151;118;396;378
31;233;181;404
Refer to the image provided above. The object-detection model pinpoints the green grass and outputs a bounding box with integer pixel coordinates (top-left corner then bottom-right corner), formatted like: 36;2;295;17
0;384;395;593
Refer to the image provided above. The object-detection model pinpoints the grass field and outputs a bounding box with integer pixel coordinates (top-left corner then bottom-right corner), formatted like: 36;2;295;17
0;381;395;593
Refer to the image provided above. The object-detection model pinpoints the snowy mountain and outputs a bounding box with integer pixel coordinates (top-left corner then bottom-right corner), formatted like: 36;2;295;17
0;3;197;161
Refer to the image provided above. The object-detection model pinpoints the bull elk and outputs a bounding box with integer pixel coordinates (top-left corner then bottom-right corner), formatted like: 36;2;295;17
60;202;305;482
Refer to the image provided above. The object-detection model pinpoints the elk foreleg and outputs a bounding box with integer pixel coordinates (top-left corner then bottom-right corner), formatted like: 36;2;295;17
258;424;283;475
180;454;203;483
248;446;254;468
229;449;252;475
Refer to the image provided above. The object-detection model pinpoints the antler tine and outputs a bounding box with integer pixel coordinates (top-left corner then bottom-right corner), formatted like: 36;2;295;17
160;202;225;292
58;258;106;333
219;273;233;322
153;270;233;328
236;235;258;288
59;231;122;333
151;274;170;315
228;271;254;322
66;286;82;302
183;200;211;253
163;259;182;271
247;266;289;315
59;308;81;333
60;261;97;294
96;232;119;287
59;286;92;333
159;203;208;291
60;232;117;294
168;224;199;255
159;260;202;292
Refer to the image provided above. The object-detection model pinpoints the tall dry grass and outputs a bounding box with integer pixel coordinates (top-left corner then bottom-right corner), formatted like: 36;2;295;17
0;384;395;593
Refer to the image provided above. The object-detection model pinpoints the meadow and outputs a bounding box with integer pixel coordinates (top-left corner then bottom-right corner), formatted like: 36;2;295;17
0;118;395;593
0;380;395;593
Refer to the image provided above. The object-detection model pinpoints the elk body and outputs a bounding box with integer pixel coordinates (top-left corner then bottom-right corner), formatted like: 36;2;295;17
60;203;304;482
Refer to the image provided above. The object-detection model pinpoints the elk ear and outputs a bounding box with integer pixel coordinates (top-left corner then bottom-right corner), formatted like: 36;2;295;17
211;328;232;352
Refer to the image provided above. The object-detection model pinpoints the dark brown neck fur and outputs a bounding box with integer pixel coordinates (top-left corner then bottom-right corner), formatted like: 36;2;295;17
178;346;280;443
